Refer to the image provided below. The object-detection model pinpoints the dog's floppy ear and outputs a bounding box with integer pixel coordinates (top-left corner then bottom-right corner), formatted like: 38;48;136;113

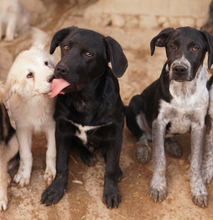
150;28;174;56
50;26;78;54
104;36;128;78
200;30;213;69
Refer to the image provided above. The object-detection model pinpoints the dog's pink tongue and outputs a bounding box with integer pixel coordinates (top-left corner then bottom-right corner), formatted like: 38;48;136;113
50;78;70;98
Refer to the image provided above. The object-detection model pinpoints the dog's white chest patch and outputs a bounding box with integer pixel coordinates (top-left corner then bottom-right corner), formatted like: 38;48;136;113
75;124;96;145
167;110;192;134
67;120;109;145
159;89;208;135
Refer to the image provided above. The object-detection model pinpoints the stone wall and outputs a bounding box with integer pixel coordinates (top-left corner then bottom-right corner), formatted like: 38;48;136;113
84;0;212;29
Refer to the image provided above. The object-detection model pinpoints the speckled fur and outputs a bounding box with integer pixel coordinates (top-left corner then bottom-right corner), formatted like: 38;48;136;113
150;65;209;207
202;79;213;186
126;27;213;208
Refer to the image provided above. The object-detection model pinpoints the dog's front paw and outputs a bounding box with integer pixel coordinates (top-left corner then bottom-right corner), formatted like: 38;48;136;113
41;187;64;206
0;198;8;211
191;182;208;208
41;174;67;206
14;173;30;187
14;161;32;187
103;186;121;208
150;177;167;202
137;144;151;164
192;194;208;208
164;138;182;158
44;167;56;185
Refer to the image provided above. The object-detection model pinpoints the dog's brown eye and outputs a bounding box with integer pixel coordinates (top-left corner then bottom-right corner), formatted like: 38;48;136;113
170;44;176;50
27;72;33;78
63;45;70;50
85;52;93;57
192;46;199;51
44;61;48;66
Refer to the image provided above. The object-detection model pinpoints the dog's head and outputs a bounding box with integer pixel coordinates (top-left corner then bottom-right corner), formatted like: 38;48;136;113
49;26;128;94
150;26;213;82
5;44;55;99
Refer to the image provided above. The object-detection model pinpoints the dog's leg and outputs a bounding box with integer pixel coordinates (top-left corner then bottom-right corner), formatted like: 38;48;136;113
150;119;167;202
191;125;208;208
202;128;213;184
202;116;213;184
164;137;182;158
126;95;151;164
0;142;9;211
101;146;123;182
41;121;71;206
44;124;56;185
14;128;32;187
103;128;123;208
137;135;151;164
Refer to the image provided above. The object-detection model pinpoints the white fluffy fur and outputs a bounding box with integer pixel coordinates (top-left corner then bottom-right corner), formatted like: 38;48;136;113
5;44;56;187
0;0;31;41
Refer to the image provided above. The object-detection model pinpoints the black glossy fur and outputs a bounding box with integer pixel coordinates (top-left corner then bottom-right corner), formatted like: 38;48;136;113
41;26;128;208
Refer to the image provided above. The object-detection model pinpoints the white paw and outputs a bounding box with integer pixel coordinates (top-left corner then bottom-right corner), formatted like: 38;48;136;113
0;198;8;211
14;173;30;187
44;167;56;185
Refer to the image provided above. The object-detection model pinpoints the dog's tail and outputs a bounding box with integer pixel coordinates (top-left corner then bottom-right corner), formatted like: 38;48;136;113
30;27;49;47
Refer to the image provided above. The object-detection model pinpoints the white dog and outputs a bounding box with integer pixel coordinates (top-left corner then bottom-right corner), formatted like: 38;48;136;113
5;44;56;187
0;0;31;41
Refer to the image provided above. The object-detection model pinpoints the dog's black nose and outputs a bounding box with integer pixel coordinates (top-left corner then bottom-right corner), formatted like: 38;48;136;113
173;65;187;75
56;65;69;76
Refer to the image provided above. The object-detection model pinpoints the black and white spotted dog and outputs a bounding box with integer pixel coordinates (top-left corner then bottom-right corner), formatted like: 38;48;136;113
126;27;213;207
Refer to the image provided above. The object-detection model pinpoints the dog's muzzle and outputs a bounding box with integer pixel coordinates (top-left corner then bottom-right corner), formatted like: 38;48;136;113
171;64;191;82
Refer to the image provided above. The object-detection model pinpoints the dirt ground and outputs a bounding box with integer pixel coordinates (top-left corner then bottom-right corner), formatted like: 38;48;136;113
1;0;213;219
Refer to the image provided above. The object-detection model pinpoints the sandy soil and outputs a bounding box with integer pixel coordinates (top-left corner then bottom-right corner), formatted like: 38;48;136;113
1;0;213;219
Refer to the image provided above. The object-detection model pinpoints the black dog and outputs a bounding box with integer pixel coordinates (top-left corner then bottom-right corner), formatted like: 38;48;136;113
126;27;213;207
41;26;128;208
